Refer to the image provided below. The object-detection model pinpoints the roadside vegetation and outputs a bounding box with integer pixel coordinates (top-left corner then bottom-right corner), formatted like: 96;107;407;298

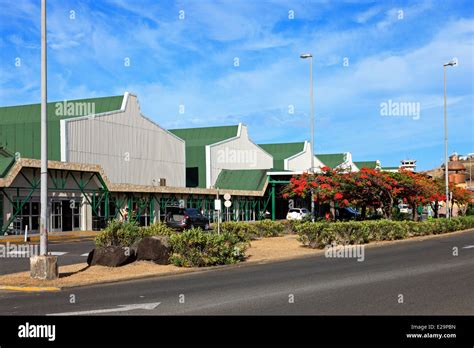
295;216;474;248
93;213;474;268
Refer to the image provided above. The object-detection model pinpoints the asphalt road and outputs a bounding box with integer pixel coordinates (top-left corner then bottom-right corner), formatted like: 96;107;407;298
0;231;473;315
0;240;95;275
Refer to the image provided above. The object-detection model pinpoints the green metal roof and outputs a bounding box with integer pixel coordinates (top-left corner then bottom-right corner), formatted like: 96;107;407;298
169;125;239;188
258;142;305;171
354;161;379;169
315;153;346;169
0;156;14;178
169;125;239;147
0;95;124;162
215;169;268;191
382;166;399;170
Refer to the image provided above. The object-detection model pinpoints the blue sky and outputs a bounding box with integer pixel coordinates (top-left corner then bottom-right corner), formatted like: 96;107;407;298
0;0;473;171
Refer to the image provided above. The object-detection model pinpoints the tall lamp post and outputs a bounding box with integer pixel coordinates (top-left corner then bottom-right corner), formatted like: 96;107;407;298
30;0;58;280
300;53;315;222
443;59;456;219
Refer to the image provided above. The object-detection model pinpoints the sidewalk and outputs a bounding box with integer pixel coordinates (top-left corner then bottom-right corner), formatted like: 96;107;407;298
0;231;99;244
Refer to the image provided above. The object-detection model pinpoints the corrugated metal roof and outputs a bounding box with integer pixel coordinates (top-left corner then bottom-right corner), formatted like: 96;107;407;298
354;161;378;169
0;95;123;161
215;169;268;191
169;125;239;147
0;156;14;177
169;125;239;188
315;153;346;169
258;142;305;170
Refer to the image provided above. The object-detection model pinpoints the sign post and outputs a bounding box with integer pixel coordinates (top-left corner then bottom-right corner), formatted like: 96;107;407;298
223;193;232;221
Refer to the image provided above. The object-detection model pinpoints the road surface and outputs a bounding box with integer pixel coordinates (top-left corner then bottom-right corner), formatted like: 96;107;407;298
0;231;473;315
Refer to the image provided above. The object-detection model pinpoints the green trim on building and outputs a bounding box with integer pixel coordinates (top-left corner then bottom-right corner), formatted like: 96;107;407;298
382;166;399;170
169;125;239;188
354;161;379;169
0;95;124;162
315;153;346;169
215;169;268;191
258;142;305;171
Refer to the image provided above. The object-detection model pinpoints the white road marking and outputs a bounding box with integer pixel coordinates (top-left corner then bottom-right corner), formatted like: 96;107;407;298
49;252;67;256
462;245;474;249
48;302;161;316
80;253;89;256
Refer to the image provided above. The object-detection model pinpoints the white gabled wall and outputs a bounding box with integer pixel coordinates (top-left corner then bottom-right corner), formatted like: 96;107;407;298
64;94;186;187
285;141;314;172
207;124;273;188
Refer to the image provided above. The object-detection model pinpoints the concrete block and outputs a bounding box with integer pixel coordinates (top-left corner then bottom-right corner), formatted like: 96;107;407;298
30;255;59;280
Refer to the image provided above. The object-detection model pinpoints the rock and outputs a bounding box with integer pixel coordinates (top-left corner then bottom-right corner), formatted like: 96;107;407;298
136;236;171;264
87;246;136;267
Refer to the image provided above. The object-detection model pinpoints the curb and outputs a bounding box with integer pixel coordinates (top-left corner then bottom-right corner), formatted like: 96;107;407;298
0;285;61;292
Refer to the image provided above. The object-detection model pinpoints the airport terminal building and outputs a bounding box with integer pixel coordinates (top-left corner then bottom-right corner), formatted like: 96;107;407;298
0;92;383;234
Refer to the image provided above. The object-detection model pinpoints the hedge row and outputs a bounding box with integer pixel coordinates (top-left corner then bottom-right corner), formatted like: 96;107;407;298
295;216;474;249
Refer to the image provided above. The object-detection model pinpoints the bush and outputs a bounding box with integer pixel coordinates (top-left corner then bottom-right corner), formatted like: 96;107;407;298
95;220;141;247
220;222;254;242
95;221;178;248
169;228;249;267
219;220;285;240
296;216;474;249
252;220;285;237
141;222;177;237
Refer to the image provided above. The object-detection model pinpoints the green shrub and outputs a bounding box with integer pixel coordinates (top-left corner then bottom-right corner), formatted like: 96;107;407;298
220;222;254;242
95;219;141;247
219;220;286;240
169;228;249;267
141;222;177;237
252;220;285;237
296;216;474;249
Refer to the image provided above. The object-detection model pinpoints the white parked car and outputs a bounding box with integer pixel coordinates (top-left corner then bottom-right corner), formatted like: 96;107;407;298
398;204;412;214
286;208;309;220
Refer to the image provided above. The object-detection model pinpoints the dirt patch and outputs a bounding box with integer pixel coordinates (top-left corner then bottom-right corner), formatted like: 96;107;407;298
0;235;321;289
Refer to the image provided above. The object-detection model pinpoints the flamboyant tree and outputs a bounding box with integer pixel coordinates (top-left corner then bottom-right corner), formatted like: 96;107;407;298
389;170;437;220
283;167;348;220
341;168;401;219
284;167;471;221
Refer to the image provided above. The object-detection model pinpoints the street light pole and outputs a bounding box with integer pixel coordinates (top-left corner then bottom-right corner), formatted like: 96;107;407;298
301;53;315;222
443;60;456;219
40;0;48;255
30;0;58;280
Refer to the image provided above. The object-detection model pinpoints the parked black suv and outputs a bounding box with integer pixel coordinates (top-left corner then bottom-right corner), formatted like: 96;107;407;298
165;207;210;230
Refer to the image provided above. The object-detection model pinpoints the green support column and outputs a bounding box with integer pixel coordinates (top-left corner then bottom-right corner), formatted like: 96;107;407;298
271;183;276;221
105;191;109;221
150;195;155;224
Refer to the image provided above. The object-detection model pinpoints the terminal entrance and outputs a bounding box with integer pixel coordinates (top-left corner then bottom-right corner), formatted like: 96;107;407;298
50;200;80;232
